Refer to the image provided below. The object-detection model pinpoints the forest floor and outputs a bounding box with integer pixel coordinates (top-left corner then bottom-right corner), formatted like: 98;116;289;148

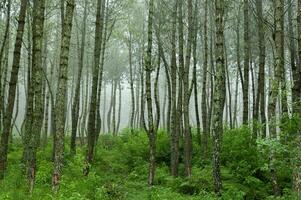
0;128;296;199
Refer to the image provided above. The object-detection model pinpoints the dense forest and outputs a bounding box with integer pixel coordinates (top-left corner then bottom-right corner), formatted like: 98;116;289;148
0;0;301;199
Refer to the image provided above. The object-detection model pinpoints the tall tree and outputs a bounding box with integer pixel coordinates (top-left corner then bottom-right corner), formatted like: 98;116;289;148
212;0;226;196
70;0;88;155
128;31;135;132
170;0;179;177
242;0;249;124
52;0;75;191
0;0;11;131
255;0;266;138
267;0;284;196
144;0;156;186
293;0;301;196
0;0;28;179
201;0;209;158
23;0;46;191
85;0;105;174
293;0;301;113
183;0;194;177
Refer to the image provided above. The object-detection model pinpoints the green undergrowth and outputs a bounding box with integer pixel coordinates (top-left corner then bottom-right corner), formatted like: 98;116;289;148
0;120;300;199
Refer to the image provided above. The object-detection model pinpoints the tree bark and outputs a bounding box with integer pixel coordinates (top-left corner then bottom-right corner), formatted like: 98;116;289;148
145;0;156;186
183;0;194;177
0;0;11;131
85;0;105;174
293;0;301;196
170;0;179;177
70;0;87;155
201;0;209;158
242;0;249;124
255;0;266;138
0;0;27;179
128;32;135;132
25;0;46;191
212;0;226;195
52;0;75;191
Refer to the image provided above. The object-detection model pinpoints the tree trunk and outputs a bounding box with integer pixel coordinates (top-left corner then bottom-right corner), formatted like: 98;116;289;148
52;0;75;191
145;0;156;186
102;83;106;133
177;0;184;140
183;0;194;177
267;0;284;196
107;81;114;133
70;0;87;155
170;0;179;177
96;0;108;141
128;33;135;132
242;0;249;124
26;0;46;191
112;80;117;136
85;0;105;174
116;81;122;133
201;0;209;158
223;36;232;129
293;0;301;196
255;0;266;138
212;0;225;195
0;0;11;131
192;0;200;149
0;0;27;179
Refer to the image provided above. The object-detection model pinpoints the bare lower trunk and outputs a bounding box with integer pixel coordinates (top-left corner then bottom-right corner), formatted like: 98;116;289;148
116;81;122;134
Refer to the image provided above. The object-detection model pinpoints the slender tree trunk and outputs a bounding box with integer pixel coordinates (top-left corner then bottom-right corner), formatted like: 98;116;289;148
201;0;209;158
0;0;11;131
212;0;225;195
116;81;122;133
128;33;135;132
0;0;27;179
41;32;49;148
255;0;266;138
42;88;49;148
170;0;179;177
112;80;117;136
107;81;113;133
102;83;106;133
145;0;156;186
26;0;46;191
192;0;200;149
10;84;19;143
267;0;284;196
183;0;194;177
96;0;108;142
140;53;146;130
224;38;232;128
292;0;301;114
52;0;75;191
293;0;301;197
70;0;87;155
85;0;105;174
162;82;167;129
134;73;140;129
177;0;184;140
154;56;160;131
243;0;249;124
233;65;239;128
